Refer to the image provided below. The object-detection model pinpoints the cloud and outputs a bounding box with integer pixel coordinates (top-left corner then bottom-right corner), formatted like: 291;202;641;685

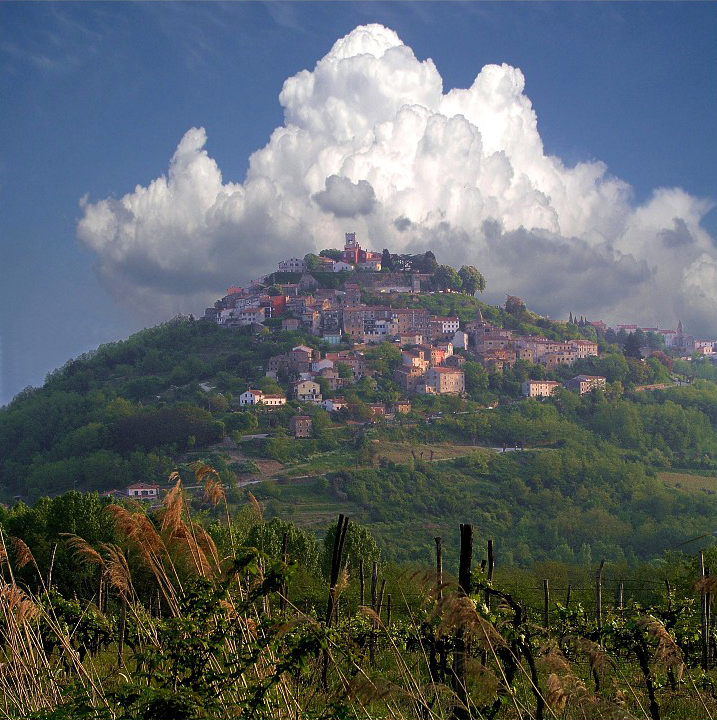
78;23;717;336
313;175;377;218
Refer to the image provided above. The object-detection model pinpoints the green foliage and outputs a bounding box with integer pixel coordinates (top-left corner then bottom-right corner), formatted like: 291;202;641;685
318;248;343;261
432;264;463;292
363;342;402;375
463;361;489;400
303;253;322;271
245;517;320;571
457;265;486;295
4;471;716;720
504;294;527;318
320;517;380;577
0;491;117;597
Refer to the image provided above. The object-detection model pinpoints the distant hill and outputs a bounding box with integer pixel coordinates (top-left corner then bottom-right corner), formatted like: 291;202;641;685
2;287;715;569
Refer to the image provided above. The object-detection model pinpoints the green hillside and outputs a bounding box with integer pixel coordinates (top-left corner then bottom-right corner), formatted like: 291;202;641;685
1;309;715;570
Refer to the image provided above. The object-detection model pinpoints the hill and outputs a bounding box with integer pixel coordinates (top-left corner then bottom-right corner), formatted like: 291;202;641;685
1;293;715;569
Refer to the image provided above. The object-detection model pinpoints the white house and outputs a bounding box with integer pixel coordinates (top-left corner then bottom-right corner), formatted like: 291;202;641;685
452;330;468;349
239;389;287;407
126;483;160;500
566;375;607;395
332;261;354;273
278;257;306;273
568;339;599;359
659;329;677;348
321;397;348;412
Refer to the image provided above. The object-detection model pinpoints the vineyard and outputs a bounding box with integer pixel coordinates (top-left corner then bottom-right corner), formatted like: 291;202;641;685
0;467;715;720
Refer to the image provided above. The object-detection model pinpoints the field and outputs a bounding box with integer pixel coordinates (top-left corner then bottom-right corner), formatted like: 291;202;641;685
658;470;717;495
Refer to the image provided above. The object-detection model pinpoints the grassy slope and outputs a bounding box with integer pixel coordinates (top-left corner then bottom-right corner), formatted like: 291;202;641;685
658;470;717;495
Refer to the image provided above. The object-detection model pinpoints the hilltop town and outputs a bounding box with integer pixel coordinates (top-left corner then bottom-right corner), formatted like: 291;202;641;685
199;232;714;420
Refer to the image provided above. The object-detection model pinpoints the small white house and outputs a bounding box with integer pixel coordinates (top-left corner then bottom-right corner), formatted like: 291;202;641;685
126;483;159;500
321;398;348;412
278;257;306;273
240;389;287;407
452;330;468;350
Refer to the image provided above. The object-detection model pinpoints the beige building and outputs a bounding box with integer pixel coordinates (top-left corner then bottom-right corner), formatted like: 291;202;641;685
294;380;322;403
393;365;426;392
569;339;599;359
566;375;607;394
521;380;562;398
540;351;578;369
422;366;465;394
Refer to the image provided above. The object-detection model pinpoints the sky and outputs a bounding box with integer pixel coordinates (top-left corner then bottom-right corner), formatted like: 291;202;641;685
1;1;716;406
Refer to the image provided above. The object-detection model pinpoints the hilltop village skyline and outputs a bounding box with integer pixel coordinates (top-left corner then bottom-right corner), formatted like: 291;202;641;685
205;232;714;357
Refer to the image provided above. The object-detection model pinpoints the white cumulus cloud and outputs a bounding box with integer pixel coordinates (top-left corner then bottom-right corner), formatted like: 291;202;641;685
78;23;716;336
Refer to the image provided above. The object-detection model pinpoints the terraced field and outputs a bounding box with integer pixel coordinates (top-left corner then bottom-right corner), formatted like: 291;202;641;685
658;470;717;494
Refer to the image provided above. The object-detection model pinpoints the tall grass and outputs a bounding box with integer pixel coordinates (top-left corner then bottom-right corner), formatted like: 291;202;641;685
0;470;715;719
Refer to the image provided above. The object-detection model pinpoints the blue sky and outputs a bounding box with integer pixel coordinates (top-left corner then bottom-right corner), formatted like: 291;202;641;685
1;1;716;405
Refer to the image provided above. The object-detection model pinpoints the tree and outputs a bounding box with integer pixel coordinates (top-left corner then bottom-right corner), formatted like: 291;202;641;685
623;332;643;360
381;248;394;271
645;331;665;351
420;251;438;274
464;361;489;399
321;518;380;578
458;265;486;295
303;253;322;272
346;394;373;422
432;265;462;292
336;362;353;380
245;517;320;571
505;295;527;317
364;342;402;375
319;248;343;261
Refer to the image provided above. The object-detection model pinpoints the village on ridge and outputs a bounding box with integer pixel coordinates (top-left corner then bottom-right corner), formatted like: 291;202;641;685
195;233;713;422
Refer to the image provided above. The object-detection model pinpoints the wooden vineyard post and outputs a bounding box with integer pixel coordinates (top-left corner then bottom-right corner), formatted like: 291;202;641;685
565;583;572;610
280;530;288;614
370;560;379;666
617;582;624;620
543;579;550;631
377;579;386;620
359;558;365;608
453;523;473;720
323;514;349;688
371;561;378;611
595;559;605;635
480;539;495;666
435;536;443;601
325;515;349;626
485;539;494;610
458;524;473;597
706;567;712;666
700;552;709;671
